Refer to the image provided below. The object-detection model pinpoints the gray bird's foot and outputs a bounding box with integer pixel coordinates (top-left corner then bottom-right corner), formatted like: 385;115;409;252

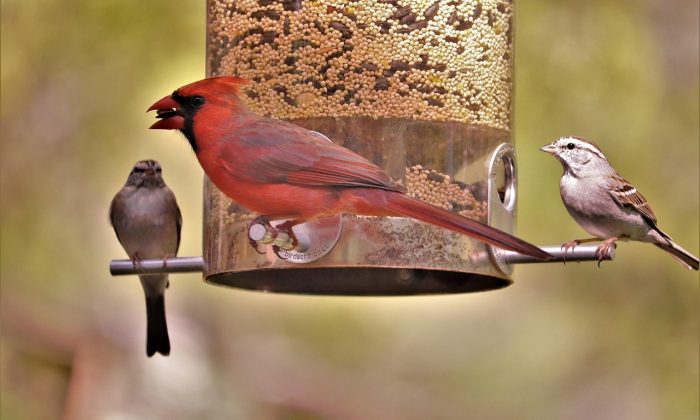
131;253;144;272
161;255;171;288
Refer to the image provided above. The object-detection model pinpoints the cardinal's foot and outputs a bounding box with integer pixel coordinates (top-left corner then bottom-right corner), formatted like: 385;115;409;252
272;245;290;259
275;219;300;250
247;216;275;254
247;217;302;255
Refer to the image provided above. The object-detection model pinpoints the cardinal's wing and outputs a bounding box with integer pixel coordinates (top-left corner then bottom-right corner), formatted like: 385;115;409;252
219;118;402;192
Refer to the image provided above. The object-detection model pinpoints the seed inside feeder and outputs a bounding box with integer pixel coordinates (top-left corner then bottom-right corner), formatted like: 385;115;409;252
207;0;513;127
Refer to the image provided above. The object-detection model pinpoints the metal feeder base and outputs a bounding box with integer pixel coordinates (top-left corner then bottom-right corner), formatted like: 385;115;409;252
206;267;510;296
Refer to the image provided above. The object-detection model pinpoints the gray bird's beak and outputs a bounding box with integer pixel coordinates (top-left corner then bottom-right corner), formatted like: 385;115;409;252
539;143;557;154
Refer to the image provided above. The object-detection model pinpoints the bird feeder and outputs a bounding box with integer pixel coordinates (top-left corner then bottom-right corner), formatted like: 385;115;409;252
110;0;614;293
204;0;518;295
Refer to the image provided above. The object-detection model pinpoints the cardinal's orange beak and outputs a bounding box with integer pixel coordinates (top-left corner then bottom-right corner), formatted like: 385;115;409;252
148;94;185;130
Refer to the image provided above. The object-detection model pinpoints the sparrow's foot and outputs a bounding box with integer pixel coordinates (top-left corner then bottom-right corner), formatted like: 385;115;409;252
561;240;579;264
561;238;599;264
595;237;618;267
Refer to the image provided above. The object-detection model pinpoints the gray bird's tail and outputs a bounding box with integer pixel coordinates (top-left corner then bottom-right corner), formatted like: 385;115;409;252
141;273;171;357
655;239;699;271
145;293;170;356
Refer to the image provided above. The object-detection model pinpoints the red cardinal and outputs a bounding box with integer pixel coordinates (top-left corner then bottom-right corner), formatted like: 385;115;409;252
149;76;551;260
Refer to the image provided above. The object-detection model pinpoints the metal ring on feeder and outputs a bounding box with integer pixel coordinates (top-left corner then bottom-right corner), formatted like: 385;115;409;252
487;143;517;275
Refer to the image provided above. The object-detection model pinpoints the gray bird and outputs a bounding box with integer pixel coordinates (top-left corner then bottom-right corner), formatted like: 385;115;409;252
110;160;182;356
541;136;699;270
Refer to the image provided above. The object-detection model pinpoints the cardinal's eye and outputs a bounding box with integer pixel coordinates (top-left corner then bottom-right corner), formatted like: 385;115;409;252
566;143;575;150
191;96;205;108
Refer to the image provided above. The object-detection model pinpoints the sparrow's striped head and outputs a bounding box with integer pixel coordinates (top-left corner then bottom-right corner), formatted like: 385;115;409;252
540;136;611;176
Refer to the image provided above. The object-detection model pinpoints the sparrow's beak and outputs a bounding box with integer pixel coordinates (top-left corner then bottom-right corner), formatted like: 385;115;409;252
148;94;185;130
539;143;557;155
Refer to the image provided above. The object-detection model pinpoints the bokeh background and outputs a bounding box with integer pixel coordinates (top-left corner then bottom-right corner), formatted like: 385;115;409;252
1;0;697;419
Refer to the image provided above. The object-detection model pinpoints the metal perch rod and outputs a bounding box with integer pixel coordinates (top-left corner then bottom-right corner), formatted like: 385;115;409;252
109;244;614;275
500;244;615;264
110;256;204;275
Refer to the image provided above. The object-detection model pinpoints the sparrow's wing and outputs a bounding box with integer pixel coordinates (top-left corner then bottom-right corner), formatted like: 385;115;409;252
219;118;403;192
608;173;657;225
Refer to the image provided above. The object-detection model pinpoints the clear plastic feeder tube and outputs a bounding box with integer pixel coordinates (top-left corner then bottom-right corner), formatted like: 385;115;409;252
204;0;516;295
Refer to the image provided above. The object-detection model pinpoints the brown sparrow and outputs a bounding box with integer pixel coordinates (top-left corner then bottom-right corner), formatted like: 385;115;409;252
540;136;698;270
109;160;182;356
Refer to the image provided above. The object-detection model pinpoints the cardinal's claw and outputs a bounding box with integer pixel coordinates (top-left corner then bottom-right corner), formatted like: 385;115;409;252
248;217;302;256
249;238;267;255
275;219;301;250
284;229;299;249
272;245;289;260
248;216;277;254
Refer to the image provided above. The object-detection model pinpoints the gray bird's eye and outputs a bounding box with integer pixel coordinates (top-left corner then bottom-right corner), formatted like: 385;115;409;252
566;143;575;150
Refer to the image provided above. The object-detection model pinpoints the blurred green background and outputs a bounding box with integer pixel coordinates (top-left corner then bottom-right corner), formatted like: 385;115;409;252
1;0;697;419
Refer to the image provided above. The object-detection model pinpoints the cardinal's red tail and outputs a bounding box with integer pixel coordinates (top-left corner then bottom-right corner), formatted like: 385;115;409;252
379;192;551;260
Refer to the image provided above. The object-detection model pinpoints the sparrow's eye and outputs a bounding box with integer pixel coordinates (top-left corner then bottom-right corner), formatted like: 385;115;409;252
566;143;575;150
191;96;205;108
156;167;162;173
133;167;145;173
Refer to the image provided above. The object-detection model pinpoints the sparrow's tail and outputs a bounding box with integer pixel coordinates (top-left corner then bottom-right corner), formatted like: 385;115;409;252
655;240;699;270
141;274;171;357
366;191;552;260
